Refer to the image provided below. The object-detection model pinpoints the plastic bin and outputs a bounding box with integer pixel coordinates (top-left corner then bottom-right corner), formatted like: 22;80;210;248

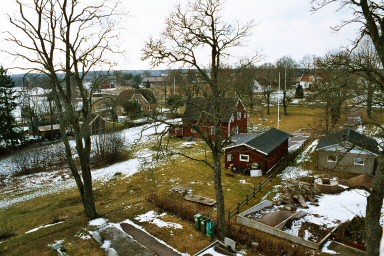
194;214;202;230
205;219;215;237
200;216;209;234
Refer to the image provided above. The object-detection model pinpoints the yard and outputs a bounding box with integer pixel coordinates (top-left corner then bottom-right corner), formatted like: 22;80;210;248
0;106;382;255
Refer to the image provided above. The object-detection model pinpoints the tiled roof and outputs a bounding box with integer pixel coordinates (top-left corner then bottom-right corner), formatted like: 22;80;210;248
224;128;291;155
316;128;379;153
182;97;241;122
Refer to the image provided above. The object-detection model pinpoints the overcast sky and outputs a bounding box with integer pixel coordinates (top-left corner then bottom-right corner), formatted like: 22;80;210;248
1;0;359;73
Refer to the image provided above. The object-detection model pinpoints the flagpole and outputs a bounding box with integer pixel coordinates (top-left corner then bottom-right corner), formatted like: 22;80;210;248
278;72;280;129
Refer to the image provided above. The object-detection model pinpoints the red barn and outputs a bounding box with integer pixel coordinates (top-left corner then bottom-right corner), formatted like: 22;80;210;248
224;128;291;175
173;98;247;139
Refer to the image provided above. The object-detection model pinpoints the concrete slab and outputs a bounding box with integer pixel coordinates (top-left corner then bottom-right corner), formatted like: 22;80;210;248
99;225;154;256
121;222;182;256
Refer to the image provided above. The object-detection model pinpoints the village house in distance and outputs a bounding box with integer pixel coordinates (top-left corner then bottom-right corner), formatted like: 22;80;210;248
171;97;248;138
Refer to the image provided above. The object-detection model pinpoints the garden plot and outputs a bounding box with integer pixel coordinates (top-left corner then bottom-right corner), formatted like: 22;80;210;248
0;121;171;209
238;188;381;251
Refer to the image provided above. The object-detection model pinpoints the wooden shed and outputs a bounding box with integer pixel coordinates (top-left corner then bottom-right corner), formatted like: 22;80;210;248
224;128;291;175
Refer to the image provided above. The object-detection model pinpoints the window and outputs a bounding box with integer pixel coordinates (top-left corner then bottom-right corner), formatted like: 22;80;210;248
226;154;232;162
354;158;364;166
210;126;216;134
237;111;242;120
240;154;249;162
327;155;337;162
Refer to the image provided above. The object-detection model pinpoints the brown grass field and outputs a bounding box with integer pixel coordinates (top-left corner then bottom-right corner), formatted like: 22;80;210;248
1;105;380;255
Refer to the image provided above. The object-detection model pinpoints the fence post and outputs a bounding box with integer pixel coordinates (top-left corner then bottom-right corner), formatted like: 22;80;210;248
246;195;249;205
237;202;240;214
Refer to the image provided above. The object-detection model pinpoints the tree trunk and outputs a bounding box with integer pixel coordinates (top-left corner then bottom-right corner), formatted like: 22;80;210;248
283;90;287;115
365;158;384;256
367;82;373;119
213;150;226;238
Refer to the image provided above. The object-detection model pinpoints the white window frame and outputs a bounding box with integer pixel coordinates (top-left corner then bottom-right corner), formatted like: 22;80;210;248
226;154;232;162
237;111;242;120
240;154;249;162
327;155;337;163
354;157;365;166
210;126;216;135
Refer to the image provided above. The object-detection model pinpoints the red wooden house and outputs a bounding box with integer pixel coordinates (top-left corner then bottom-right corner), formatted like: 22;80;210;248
173;98;247;139
224;128;291;175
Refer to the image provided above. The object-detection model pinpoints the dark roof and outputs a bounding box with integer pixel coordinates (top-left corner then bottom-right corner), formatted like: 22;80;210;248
224;128;291;155
118;89;157;105
182;97;241;122
316;128;379;153
82;113;105;125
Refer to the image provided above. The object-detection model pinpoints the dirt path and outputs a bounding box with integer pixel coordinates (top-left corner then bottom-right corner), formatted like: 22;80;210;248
99;225;154;256
121;222;182;256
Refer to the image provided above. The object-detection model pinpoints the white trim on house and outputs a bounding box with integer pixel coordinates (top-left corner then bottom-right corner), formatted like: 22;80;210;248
240;154;249;162
354;157;365;166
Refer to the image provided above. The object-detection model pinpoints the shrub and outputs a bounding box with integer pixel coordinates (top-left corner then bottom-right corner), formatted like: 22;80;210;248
91;131;127;168
11;143;67;177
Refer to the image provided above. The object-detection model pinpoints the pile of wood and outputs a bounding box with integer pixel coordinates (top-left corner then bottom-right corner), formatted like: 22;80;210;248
275;180;318;208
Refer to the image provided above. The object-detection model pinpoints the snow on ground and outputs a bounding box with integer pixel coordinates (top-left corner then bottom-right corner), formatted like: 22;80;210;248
0;121;170;209
196;247;237;256
134;210;183;229
295;139;318;163
25;221;64;234
279;166;311;180
89;218;108;227
321;241;338;255
284;189;369;238
118;219;189;256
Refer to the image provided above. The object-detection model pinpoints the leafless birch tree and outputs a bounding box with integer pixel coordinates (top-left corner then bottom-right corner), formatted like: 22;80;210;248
312;1;384;254
143;0;258;237
5;0;121;218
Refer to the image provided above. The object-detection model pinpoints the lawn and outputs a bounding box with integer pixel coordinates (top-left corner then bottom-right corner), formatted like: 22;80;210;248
0;106;324;255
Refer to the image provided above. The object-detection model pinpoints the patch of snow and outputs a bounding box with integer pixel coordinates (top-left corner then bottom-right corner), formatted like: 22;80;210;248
0;120;172;209
196;246;244;256
239;179;248;184
120;219;188;256
76;232;91;240
381;226;384;256
101;239;111;249
134;211;183;229
296;139;318;163
25;221;64;234
321;241;339;254
284;189;369;238
279;166;310;180
89;218;108;227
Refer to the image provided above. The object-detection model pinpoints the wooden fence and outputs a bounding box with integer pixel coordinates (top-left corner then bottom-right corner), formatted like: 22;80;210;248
227;139;311;220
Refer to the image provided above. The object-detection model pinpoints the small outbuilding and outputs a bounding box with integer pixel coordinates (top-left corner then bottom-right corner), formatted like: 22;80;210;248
38;124;61;140
316;128;379;175
224;128;291;175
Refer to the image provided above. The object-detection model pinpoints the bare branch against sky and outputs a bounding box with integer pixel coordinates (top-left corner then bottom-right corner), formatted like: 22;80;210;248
1;0;359;72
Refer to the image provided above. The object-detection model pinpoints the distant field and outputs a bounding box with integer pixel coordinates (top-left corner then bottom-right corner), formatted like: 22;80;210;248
249;105;320;133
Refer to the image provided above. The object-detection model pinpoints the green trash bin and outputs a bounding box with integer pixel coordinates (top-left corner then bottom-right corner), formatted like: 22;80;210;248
200;216;208;234
206;219;215;237
194;214;202;230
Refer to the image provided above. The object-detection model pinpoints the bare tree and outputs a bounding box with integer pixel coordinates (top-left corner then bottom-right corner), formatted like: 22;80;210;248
5;0;121;218
312;1;384;254
143;0;257;237
311;52;353;132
